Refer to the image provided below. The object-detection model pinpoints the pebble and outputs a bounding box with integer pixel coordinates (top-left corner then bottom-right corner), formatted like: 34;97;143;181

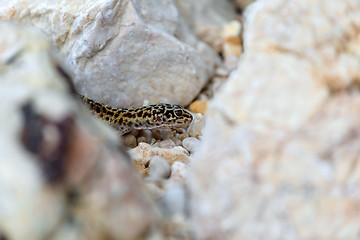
140;129;153;143
172;138;182;146
170;162;189;183
173;146;190;156
137;136;148;144
152;130;161;141
123;134;137;148
182;137;201;153
148;156;171;179
160;129;174;140
178;133;189;141
130;129;140;137
187;113;204;138
159;139;176;149
161;182;186;217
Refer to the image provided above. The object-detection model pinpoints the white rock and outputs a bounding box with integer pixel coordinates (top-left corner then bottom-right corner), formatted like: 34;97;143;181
170;162;189;184
158;139;176;149
0;0;218;107
182;137;200;153
161;182;187;217
189;0;360;239
148;156;171;179
130;142;190;166
0;22;159;240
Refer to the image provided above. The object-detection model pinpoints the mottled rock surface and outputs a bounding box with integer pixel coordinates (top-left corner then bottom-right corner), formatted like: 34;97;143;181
0;0;219;108
190;0;360;239
0;22;158;240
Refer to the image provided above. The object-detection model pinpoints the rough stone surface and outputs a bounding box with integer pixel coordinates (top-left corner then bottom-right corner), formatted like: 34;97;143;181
0;0;219;108
182;137;201;153
148;156;171;179
158;139;176;149
131;142;190;169
0;22;158;240
189;0;360;239
174;0;236;51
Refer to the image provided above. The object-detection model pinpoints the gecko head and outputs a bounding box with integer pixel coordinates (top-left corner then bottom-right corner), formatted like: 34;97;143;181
165;104;193;128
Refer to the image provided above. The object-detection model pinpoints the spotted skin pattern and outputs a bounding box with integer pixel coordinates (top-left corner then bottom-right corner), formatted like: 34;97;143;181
80;95;193;135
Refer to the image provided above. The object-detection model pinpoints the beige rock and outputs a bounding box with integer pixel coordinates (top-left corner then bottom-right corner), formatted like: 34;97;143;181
148;156;171;179
186;113;204;138
182;137;201;154
130;142;190;167
245;0;360;90
222;20;243;70
159;139;176;149
0;22;158;240
0;0;218;108
189;0;360;239
215;52;328;131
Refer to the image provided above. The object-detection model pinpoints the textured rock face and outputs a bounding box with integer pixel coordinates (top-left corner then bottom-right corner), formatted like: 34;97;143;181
190;0;360;239
0;22;158;240
0;0;219;108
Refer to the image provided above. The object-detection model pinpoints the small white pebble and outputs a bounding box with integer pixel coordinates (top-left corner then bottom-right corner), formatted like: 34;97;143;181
148;156;171;179
170;161;189;183
182;137;200;153
173;146;189;156
159;139;176;149
161;182;186;217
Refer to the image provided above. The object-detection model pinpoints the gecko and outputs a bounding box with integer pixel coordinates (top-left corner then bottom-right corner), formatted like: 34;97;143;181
80;95;193;135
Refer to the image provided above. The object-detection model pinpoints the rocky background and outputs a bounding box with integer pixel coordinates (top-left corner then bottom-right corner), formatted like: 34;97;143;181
1;0;360;239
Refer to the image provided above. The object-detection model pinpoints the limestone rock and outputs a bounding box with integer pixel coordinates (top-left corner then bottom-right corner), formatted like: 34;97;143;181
0;22;158;240
244;0;360;90
148;156;171;179
0;0;218;108
174;0;237;51
130;142;190;169
189;0;360;239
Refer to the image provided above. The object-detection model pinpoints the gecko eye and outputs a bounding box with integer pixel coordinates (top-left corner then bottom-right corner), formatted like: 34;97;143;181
174;109;183;117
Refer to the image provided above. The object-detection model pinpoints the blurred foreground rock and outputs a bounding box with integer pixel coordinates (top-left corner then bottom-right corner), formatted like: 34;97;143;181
0;22;159;240
190;0;360;239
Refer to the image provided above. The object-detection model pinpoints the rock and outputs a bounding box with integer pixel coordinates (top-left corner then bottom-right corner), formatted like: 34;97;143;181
182;137;201;153
159;139;176;149
160;182;187;217
174;0;237;51
170;162;189;184
123;134;137;148
130;142;190;167
189;0;360;239
0;0;218;108
137;136;148;144
160;129;175;140
187;113;204;138
0;22;158;240
222;20;243;70
189;100;208;114
245;0;360;91
148;156;171;179
178;133;189;141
